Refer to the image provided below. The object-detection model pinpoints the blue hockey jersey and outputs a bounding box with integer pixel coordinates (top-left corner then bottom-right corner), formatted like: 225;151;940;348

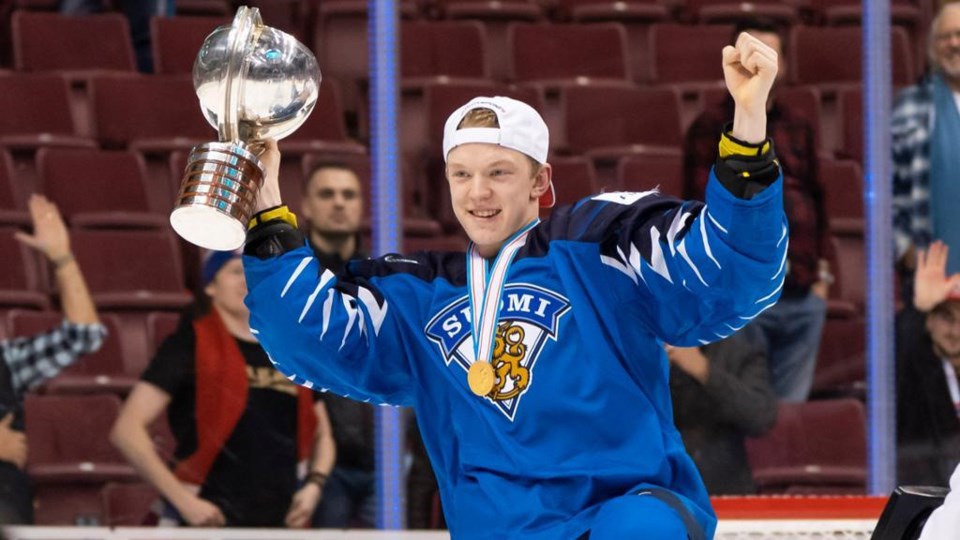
243;165;787;539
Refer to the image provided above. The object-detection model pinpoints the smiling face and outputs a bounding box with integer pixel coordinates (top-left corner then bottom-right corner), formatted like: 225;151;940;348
446;143;550;258
934;5;960;82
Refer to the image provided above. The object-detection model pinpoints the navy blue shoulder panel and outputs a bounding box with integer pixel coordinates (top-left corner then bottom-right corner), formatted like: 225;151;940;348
346;250;468;287
520;191;697;261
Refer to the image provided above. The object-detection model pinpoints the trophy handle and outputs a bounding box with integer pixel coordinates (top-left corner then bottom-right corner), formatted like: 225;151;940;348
220;6;262;143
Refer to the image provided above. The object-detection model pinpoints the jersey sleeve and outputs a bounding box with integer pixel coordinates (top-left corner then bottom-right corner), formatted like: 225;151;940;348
568;136;788;346
243;225;416;407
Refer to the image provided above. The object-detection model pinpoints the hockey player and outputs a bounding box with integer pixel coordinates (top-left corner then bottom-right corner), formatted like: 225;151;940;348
242;33;785;539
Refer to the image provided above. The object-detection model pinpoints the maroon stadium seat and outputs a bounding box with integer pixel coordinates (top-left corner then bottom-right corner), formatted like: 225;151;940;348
7;310;134;394
813;0;922;27
312;1;420;114
146;310;181;356
402;21;489;82
812;316;866;399
244;0;312;43
25;393;136;525
89;73;215;200
508;22;630;83
562;85;683;156
648;24;733;89
69;229;193;310
12;12;136;73
0;149;29;226
89;74;214;150
174;0;231;16
0;73;96;151
617;153;684;197
150;15;230;75
37;148;166;229
685;0;799;24
557;0;667;21
819;158;864;232
791;25;914;86
0;227;49;309
435;0;544;81
549;156;599;208
745;399;867;494
281;77;367;156
560;1;668;85
102;482;159;526
830;231;865;313
838;86;863;163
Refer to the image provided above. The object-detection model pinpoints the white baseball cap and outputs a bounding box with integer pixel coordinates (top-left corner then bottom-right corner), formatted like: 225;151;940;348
442;96;555;208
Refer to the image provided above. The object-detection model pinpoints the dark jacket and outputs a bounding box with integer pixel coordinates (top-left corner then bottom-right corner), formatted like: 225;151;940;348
897;306;960;487
670;327;778;495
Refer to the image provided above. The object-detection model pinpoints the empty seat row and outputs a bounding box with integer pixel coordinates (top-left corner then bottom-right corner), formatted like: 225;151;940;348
7;12;921;88
23;393;172;525
745;398;867;494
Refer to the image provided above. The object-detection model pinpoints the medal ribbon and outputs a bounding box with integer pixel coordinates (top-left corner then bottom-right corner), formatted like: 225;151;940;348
467;219;539;368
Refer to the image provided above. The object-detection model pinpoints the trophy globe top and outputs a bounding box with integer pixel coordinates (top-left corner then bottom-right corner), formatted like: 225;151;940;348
193;6;321;144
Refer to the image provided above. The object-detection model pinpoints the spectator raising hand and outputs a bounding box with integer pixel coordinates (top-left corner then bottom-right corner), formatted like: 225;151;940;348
14;194;72;265
914;241;960;312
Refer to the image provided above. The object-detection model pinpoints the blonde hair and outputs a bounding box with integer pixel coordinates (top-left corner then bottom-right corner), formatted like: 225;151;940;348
456;108;542;176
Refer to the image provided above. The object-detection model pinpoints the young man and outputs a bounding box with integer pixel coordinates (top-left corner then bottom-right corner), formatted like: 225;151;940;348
243;34;785;539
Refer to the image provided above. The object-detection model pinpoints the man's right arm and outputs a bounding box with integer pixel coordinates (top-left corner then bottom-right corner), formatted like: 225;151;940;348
243;215;415;407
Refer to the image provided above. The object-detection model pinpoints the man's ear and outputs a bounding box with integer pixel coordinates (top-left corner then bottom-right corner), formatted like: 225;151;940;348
531;163;552;199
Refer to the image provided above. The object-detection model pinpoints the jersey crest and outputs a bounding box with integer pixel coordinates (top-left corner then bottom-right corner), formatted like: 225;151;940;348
425;283;570;420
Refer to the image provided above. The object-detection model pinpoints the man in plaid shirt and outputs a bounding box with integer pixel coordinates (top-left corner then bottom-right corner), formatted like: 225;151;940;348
685;17;834;402
894;4;960;285
0;195;106;524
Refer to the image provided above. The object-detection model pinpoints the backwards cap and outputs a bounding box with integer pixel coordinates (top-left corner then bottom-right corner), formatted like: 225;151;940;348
442;96;554;208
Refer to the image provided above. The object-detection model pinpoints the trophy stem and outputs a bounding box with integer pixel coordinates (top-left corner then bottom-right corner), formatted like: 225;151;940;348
170;141;266;251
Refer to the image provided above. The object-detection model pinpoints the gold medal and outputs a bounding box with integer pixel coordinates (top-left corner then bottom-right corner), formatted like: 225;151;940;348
468;361;495;396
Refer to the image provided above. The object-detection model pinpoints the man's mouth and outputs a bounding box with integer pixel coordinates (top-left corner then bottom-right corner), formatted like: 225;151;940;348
470;210;501;219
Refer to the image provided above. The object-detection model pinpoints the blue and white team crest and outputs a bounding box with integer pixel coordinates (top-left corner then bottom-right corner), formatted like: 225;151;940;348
425;284;570;421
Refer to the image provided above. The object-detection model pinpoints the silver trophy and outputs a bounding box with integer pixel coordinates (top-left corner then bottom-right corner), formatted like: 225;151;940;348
170;6;320;251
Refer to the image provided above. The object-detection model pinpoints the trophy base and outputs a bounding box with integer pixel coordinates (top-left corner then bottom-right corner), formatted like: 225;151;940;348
170;205;247;252
170;142;265;251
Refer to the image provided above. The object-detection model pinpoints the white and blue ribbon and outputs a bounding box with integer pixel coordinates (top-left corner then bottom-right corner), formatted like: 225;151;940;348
467;219;540;368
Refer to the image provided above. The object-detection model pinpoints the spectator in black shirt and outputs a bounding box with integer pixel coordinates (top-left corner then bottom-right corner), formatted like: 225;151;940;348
110;250;335;527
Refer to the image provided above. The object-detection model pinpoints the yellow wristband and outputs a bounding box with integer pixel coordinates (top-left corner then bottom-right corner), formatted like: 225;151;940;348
718;132;771;158
248;205;298;230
